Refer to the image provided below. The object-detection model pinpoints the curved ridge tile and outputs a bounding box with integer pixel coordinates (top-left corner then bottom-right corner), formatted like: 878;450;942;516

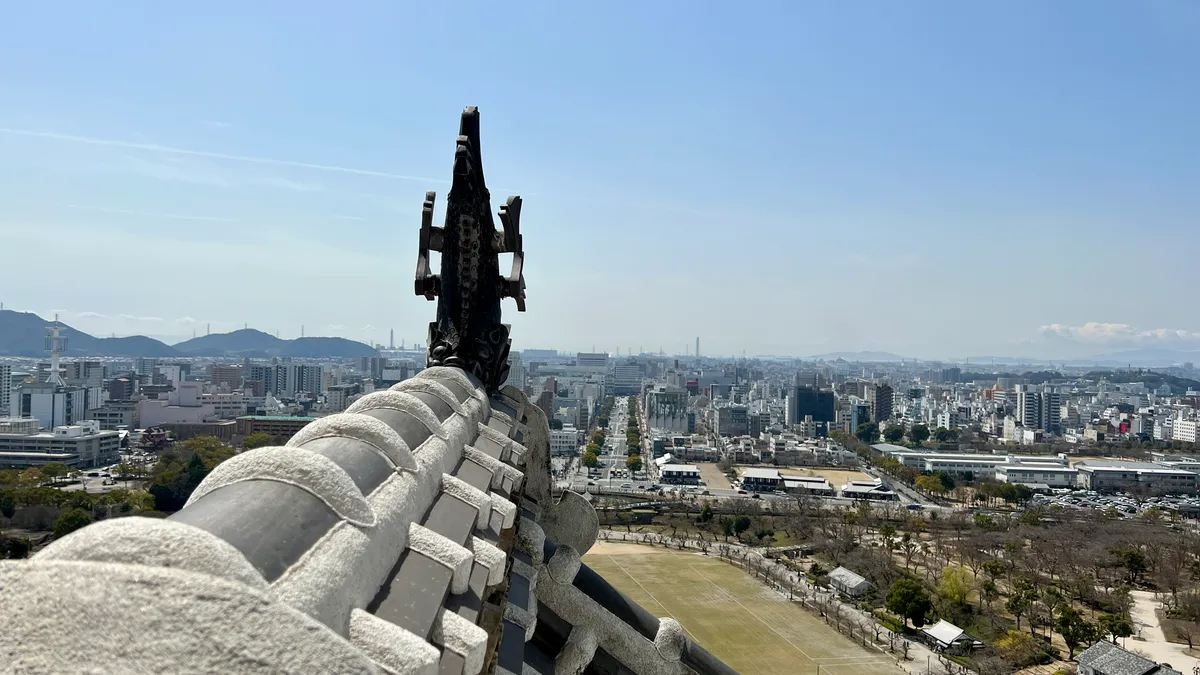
433;608;488;675
390;379;465;417
556;625;599;675
187;447;376;528
464;446;524;490
0;559;382;675
417;366;488;407
287;413;417;472
37;516;267;590
346;391;448;440
654;619;687;662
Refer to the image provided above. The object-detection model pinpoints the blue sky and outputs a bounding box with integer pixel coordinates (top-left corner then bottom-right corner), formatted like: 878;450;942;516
1;1;1198;360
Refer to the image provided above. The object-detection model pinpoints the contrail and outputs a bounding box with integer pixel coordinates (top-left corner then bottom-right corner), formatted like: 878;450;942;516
0;128;448;184
64;204;238;222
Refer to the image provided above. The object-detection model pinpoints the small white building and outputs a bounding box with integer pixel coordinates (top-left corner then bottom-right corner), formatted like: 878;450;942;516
827;566;873;597
660;464;701;485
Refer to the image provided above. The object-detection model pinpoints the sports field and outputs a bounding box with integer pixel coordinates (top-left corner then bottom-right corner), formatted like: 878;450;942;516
584;543;900;675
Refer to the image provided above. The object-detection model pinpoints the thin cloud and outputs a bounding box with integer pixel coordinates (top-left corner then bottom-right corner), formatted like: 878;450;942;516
0;128;447;184
200;120;233;129
118;314;164;322
332;214;366;221
64;204;237;223
1039;322;1200;345
75;311;108;319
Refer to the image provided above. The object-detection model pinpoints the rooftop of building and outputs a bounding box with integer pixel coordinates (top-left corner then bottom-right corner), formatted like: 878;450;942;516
235;415;317;421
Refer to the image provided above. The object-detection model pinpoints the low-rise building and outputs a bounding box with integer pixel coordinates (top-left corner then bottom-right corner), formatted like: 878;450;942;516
0;420;121;468
741;467;783;492
550;426;582;456
1076;640;1182;675
782;476;835;496
659;464;701;485
827;566;873;598
234;415;316;443
995;464;1077;488
1076;460;1199;495
841;480;897;501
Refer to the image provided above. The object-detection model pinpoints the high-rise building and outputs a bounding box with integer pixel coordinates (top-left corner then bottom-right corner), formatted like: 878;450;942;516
504;353;524;391
868;383;894;423
785;386;835;427
210;364;244;390
0;364;11;417
1015;385;1061;433
609;361;641;395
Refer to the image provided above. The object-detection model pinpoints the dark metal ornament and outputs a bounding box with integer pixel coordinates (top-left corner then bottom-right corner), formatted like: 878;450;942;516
415;107;526;393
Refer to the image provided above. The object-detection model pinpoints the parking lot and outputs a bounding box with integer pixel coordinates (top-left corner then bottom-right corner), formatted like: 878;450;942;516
1032;488;1200;517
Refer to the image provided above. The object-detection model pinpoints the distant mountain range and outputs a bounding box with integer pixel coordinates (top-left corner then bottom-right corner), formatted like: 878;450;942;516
0;310;377;359
807;351;908;362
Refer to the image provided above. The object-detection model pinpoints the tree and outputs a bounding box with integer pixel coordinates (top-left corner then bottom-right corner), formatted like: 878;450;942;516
18;468;44;488
582;451;600;469
855;422;880;444
626;454;643;473
938;566;975;608
698;503;713;523
53;508;94;538
1097;613;1133;644
548;418;563;430
40;462;70;485
241;432;273;450
883;426;905;444
915;474;944;495
909;424;930;445
886;579;932;627
1055;606;1098;659
995;630;1041;667
1006;581;1036;631
0;492;14;519
1111;546;1148;585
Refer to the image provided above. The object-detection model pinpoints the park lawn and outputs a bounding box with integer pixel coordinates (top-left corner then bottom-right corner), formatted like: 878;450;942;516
583;543;900;675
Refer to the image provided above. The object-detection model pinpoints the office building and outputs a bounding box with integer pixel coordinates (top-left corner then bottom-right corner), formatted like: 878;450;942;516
549;426;581;456
505;353;524;391
644;386;689;433
234;415;316;443
785;385;835;427
0;419;121;469
575;352;609;369
714;405;749;437
210;364;244;390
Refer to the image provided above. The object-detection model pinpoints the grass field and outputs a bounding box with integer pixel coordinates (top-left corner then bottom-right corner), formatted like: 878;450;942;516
584;543;900;675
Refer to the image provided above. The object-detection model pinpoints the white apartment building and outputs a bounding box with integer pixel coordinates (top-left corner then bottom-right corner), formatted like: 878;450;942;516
0;364;12;415
1171;416;1199;444
0;419;121;469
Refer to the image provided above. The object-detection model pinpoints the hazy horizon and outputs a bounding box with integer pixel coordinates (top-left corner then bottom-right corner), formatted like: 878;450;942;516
2;2;1198;361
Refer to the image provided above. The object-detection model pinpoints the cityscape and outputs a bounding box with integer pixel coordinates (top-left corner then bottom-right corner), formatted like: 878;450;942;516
3;3;1199;675
4;306;1200;674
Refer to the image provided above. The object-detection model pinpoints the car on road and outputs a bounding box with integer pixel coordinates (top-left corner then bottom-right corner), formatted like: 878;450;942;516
86;472;100;478
906;504;923;511
620;483;633;489
586;481;595;486
736;489;747;495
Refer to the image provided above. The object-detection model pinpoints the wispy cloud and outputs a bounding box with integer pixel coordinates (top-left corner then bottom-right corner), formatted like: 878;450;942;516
257;176;323;192
64;204;237;223
0;128;447;184
75;311;108;319
118;314;164;322
200;120;233;129
1039;322;1200;346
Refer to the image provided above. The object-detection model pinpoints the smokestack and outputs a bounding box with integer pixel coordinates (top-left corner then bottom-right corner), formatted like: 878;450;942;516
695;336;700;358
390;329;394;350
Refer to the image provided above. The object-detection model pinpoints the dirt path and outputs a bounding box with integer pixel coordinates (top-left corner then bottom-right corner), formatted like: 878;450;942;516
1129;590;1199;671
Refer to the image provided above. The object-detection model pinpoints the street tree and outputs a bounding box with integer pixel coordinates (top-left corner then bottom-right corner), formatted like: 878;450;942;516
626;454;643;473
40;462;70;485
582;451;600;469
